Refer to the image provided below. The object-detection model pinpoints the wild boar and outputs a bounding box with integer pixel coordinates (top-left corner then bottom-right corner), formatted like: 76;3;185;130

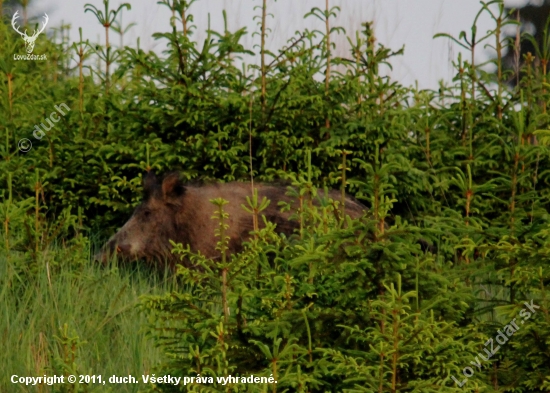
95;171;366;268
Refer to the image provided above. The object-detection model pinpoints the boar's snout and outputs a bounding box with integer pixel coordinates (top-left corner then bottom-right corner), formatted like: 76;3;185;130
94;236;134;264
114;242;132;255
97;171;188;266
107;237;131;255
92;251;104;264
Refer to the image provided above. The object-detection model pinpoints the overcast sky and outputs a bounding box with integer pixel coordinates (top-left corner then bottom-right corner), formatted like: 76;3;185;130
8;0;527;90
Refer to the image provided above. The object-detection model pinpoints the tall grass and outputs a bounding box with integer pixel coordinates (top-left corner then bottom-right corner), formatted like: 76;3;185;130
0;244;176;393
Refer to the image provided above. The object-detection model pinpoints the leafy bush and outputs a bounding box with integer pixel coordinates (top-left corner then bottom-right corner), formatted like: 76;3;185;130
1;0;549;391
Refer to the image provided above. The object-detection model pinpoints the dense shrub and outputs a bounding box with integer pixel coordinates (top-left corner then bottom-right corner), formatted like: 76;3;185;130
1;0;549;391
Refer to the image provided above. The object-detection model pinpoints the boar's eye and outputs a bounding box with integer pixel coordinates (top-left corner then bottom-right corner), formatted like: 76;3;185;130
142;209;152;218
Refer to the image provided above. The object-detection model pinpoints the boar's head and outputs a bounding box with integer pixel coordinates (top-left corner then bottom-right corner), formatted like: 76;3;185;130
95;171;187;266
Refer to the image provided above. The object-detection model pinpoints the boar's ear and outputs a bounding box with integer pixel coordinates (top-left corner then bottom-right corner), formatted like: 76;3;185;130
143;171;158;199
161;172;185;201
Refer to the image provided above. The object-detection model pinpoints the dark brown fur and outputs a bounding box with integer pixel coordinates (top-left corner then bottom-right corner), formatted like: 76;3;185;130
95;171;366;268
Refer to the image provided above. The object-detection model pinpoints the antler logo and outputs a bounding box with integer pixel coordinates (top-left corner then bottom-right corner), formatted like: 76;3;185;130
12;11;49;54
